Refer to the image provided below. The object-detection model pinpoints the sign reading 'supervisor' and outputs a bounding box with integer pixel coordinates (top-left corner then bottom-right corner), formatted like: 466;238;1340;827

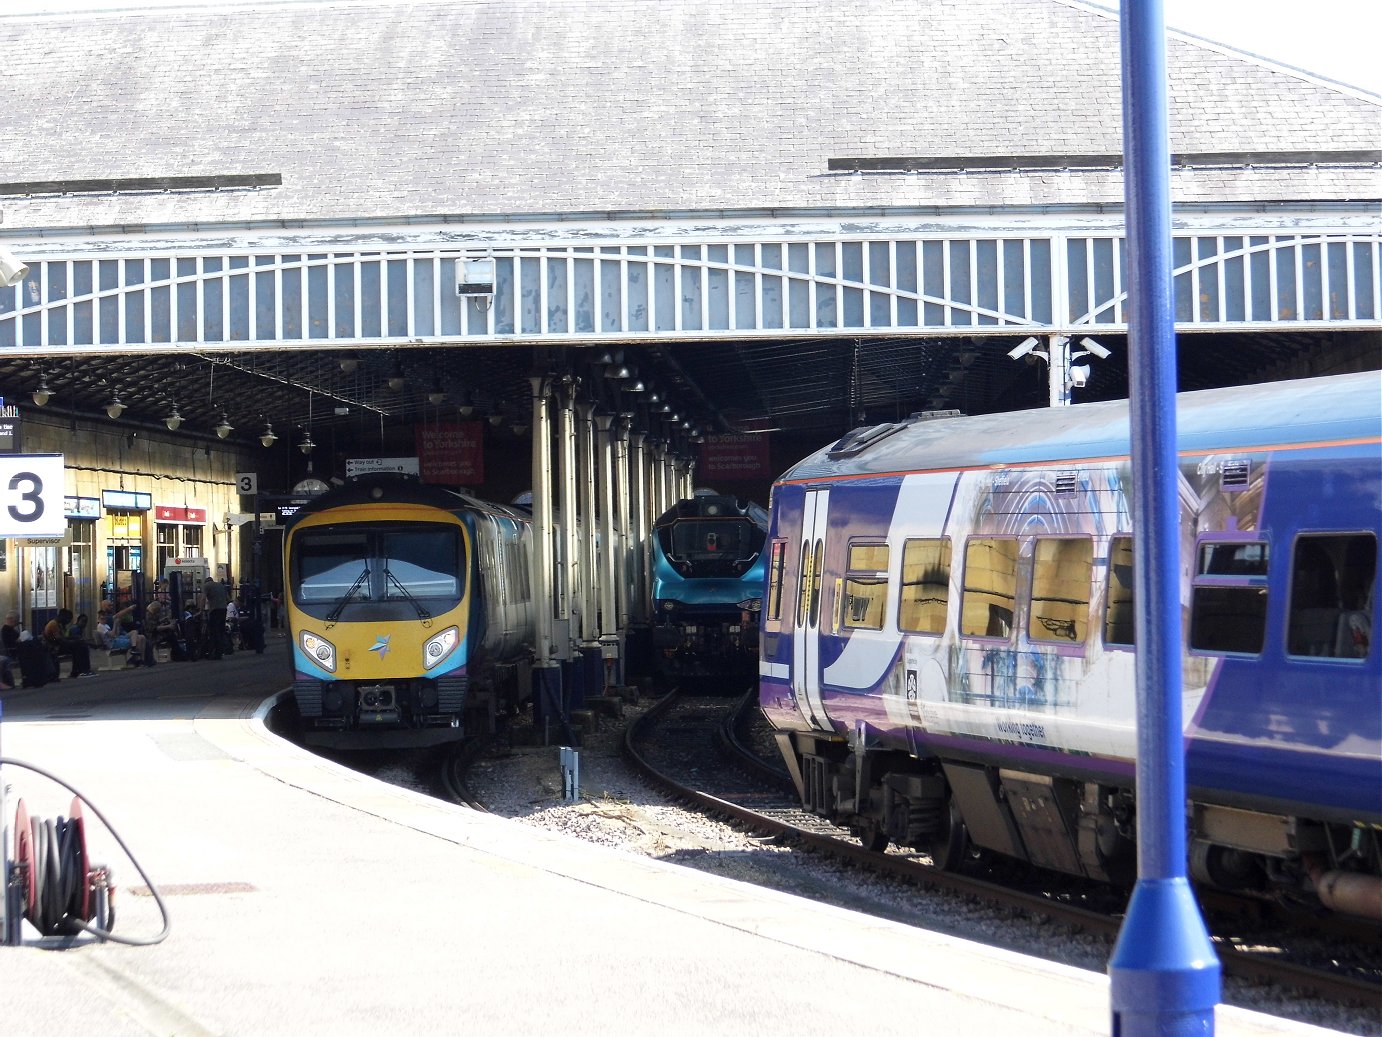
0;454;67;537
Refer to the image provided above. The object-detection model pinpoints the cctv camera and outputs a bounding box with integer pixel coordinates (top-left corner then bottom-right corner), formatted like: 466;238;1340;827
1078;337;1112;360
0;247;29;289
1069;364;1091;388
1007;336;1040;360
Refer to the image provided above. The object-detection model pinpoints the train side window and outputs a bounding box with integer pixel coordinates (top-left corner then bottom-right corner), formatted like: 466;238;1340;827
795;541;812;628
1103;535;1136;646
765;539;788;623
842;542;890;630
960;537;1018;639
807;539;825;628
1189;540;1269;655
1287;533;1375;659
1028;537;1093;643
898;537;951;635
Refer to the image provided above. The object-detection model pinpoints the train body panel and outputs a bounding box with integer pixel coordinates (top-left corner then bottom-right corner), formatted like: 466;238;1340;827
760;372;1381;915
284;476;534;748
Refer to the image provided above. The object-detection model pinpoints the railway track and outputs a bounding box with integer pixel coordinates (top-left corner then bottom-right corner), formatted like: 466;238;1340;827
624;689;1382;1011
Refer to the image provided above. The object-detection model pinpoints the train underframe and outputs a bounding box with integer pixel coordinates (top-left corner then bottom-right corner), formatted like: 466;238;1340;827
651;610;760;691
775;729;1382;922
291;665;526;749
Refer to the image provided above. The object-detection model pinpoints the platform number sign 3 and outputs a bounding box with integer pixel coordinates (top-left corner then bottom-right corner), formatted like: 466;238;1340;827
0;454;65;538
236;472;258;496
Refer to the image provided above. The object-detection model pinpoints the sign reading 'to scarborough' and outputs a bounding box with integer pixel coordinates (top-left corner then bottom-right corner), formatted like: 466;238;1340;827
0;454;66;538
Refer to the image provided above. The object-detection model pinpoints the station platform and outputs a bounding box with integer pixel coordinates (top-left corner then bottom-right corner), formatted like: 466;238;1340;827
0;652;1343;1036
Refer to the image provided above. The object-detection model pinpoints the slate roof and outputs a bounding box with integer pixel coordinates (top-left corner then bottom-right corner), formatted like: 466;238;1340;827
1;0;1378;232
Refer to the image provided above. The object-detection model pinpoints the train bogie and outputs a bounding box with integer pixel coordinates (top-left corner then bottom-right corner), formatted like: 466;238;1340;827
760;373;1381;919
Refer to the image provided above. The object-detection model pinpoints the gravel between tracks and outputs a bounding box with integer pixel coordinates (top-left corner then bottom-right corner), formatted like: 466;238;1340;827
462;700;1380;1037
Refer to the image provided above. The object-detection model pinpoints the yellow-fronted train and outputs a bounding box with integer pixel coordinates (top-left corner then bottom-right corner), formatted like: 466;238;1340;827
284;474;534;748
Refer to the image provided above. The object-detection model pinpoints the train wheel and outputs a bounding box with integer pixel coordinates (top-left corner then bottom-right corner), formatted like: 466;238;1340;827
927;797;968;872
853;818;889;853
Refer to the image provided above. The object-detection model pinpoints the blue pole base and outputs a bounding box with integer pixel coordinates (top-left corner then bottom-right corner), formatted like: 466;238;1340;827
1109;877;1221;1036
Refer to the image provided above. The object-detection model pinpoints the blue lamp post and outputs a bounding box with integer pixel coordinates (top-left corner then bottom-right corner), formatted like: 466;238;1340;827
1109;1;1223;1033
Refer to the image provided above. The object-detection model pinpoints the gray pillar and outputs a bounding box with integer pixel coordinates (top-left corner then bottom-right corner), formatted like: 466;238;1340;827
576;400;600;644
557;380;579;642
613;417;633;628
650;441;669;520
627;431;649;623
528;376;556;666
595;413;618;641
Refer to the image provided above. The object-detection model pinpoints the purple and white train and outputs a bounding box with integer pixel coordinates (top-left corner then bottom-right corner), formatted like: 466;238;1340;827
759;371;1380;920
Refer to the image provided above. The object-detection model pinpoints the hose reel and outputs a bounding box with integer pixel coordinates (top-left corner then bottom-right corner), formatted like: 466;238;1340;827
6;797;115;943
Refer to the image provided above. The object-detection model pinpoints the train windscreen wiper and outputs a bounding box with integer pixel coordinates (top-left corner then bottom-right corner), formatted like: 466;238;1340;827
383;566;433;626
325;566;370;628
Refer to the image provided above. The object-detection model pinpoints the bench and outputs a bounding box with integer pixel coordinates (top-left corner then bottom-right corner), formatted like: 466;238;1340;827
92;643;131;670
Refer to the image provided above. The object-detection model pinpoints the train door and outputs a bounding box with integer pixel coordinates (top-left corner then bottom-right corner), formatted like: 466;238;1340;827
790;488;832;731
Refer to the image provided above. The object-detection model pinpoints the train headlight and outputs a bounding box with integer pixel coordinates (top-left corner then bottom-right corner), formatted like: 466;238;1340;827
423;626;460;670
300;631;337;673
738;597;763;612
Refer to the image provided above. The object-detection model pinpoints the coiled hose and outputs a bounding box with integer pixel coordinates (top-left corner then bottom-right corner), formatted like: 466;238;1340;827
2;756;170;946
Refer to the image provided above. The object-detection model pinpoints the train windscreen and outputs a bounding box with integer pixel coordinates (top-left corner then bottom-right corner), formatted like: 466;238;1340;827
294;523;463;605
660;518;765;578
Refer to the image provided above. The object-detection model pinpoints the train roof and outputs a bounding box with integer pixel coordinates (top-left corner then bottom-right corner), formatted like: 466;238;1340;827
653;495;769;530
286;474;530;528
777;371;1382;483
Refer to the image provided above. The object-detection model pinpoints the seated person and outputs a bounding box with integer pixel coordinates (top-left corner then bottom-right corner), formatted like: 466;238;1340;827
2;610;20;659
144;600;177;661
94;609;115;648
97;604;142;660
43;608;95;678
0;611;16;690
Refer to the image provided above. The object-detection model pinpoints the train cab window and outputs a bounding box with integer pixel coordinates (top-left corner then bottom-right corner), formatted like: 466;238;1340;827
1103;535;1136;646
1287;533;1375;659
960;537;1018;639
1189;540;1269;655
765;539;788;623
898;537;951;635
295;532;372;603
1028;537;1093;643
380;527;461;598
842;543;890;630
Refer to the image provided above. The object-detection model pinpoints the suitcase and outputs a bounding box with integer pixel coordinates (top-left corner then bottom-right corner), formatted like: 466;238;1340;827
17;640;57;688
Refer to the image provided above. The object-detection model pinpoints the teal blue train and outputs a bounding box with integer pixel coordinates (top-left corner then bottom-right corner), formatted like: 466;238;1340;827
650;494;769;690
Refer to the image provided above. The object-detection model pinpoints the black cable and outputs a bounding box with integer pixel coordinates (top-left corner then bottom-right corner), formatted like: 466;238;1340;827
1;756;169;946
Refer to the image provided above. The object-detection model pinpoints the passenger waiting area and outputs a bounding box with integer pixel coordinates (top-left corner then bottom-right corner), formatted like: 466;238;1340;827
3;591;269;690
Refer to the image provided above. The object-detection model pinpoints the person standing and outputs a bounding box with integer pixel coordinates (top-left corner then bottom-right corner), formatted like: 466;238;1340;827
201;578;230;660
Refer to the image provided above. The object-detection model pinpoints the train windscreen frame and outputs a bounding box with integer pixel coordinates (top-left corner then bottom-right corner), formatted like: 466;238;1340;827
293;522;464;606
